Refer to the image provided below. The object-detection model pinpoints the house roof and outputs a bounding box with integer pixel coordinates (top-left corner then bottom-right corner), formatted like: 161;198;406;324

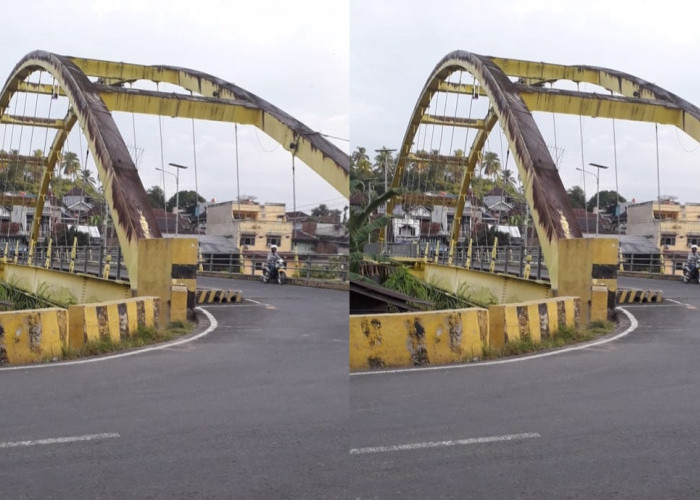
197;235;239;254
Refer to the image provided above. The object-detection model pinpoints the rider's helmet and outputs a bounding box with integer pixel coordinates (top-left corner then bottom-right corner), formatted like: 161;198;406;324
693;245;698;251
270;244;277;252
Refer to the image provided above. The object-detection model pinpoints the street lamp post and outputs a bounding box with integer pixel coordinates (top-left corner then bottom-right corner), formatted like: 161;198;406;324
156;163;189;235
576;163;609;236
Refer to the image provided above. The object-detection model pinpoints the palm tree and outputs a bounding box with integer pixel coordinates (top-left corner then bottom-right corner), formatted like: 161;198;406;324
351;147;373;177
60;151;80;181
479;151;501;180
501;168;516;189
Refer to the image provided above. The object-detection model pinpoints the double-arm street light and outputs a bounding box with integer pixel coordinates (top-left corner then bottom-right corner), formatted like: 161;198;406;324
575;162;609;236
155;162;189;235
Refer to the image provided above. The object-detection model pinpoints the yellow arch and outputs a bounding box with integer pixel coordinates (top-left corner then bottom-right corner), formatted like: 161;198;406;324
0;51;349;291
389;50;700;291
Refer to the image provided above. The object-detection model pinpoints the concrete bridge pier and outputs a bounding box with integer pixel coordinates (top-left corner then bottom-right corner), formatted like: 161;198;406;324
554;237;618;324
136;238;198;323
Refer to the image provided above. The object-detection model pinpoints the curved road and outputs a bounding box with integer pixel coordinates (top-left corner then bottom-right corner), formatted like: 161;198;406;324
0;277;348;499
349;276;700;499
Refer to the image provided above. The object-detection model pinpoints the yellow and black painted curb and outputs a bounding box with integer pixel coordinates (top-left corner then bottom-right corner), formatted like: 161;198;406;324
616;288;663;304
349;308;488;372
195;289;243;304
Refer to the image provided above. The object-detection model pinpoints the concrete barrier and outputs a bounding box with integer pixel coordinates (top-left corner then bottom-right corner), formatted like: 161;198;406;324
195;289;242;304
349;308;488;371
0;308;67;365
68;296;160;349
616;288;663;304
488;297;580;351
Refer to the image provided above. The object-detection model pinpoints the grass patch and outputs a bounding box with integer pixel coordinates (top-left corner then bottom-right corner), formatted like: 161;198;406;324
482;320;615;360
60;321;195;360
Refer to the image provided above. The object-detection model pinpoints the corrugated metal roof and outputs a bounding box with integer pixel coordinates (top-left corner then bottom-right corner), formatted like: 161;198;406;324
197;235;239;254
617;235;660;255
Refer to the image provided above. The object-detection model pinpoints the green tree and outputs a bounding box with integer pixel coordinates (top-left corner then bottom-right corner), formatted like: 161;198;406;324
310;203;342;221
567;185;586;209
479;151;501;180
586;190;627;214
350;147;373;177
147;185;166;209
166;190;206;215
60;151;81;181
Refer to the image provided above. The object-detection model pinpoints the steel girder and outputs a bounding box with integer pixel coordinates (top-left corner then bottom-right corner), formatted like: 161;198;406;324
0;51;349;291
388;50;700;290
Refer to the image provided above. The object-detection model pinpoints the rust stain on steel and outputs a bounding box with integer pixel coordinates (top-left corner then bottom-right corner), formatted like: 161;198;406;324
393;50;582;247
155;64;349;175
2;51;162;245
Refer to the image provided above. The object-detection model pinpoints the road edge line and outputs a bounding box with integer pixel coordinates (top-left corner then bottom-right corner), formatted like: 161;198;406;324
350;306;639;377
0;307;218;371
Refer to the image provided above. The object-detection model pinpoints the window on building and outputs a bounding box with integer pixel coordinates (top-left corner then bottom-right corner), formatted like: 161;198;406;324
688;236;700;247
661;234;676;247
266;235;281;248
240;234;256;247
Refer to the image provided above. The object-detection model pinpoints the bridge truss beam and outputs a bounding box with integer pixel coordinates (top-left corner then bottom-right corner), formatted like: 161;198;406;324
387;50;700;296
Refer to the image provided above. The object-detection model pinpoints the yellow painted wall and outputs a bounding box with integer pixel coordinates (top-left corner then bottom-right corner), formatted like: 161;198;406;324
349;308;488;371
556;238;617;323
0;308;68;364
137;238;197;322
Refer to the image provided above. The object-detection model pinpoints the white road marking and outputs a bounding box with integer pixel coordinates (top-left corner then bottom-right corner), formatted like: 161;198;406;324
0;307;218;371
349;432;541;455
0;432;120;449
664;298;696;309
351;306;639;377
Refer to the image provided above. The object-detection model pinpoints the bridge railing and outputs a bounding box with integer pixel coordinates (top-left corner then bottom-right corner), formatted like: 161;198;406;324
371;242;687;279
5;245;349;282
200;252;349;281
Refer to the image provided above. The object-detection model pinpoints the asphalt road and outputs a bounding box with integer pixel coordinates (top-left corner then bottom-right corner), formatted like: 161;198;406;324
349;276;700;499
0;277;348;499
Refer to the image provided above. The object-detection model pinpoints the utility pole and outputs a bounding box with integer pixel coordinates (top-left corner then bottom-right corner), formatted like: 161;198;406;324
375;148;396;252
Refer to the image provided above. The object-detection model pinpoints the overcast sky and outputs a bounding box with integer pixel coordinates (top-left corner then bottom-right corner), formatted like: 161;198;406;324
351;0;700;205
0;0;348;214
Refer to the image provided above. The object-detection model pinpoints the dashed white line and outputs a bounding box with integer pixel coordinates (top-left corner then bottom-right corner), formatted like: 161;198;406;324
0;432;120;449
350;306;639;377
349;432;541;455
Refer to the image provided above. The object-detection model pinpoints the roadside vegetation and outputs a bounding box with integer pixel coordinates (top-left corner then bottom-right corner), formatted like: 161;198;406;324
59;321;194;360
482;320;615;360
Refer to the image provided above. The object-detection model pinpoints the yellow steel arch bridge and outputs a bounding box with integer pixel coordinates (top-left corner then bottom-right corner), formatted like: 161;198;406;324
0;51;349;318
384;50;700;318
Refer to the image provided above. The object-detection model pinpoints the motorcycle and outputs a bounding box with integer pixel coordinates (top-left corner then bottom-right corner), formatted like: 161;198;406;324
262;257;287;285
682;263;700;284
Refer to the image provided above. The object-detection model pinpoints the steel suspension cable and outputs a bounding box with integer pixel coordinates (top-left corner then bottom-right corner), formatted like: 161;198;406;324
190;114;200;232
578;83;588;233
234;124;241;215
157;83;168;231
655;123;661;204
612;116;620;235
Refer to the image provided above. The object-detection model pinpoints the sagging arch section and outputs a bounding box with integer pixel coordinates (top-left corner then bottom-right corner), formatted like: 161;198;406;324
388;50;700;290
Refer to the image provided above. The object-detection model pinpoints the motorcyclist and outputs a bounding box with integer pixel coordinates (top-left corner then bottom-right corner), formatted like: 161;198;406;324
687;244;700;279
266;244;279;278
